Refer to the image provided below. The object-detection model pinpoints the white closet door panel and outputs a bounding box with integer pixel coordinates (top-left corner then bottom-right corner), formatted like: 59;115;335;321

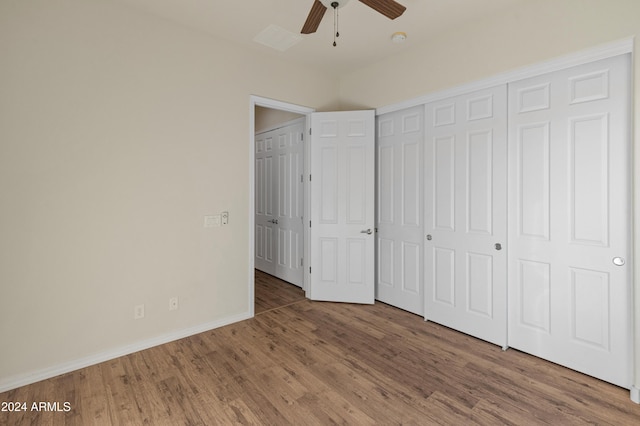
425;85;507;347
376;105;424;315
378;144;394;224
255;134;275;274
274;121;305;285
433;136;456;231
518;122;550;240
402;141;421;227
508;54;631;388
569;114;609;245
255;119;305;286
467;130;493;235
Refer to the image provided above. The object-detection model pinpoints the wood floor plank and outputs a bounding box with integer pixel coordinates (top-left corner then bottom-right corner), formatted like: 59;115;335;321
255;270;305;314
2;270;639;425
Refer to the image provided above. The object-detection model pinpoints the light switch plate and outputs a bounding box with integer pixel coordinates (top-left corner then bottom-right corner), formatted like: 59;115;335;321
204;215;221;227
134;304;145;320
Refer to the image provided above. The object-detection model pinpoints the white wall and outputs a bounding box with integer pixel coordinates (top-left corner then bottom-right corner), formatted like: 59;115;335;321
3;0;640;396
0;0;337;389
339;0;640;391
255;106;304;133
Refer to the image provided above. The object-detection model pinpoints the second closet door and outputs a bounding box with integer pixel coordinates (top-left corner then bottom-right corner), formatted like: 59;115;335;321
507;54;632;388
376;105;424;315
424;85;508;347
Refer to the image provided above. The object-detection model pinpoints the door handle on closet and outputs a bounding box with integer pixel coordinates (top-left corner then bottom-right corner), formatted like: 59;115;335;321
267;219;279;224
360;229;373;235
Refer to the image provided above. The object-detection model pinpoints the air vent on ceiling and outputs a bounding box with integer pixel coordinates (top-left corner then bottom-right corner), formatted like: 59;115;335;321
253;24;302;52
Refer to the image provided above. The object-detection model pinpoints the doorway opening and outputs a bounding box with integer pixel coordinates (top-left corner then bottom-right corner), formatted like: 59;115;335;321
254;109;305;286
249;96;314;317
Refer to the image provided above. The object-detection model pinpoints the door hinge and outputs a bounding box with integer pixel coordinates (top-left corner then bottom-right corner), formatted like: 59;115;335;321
309;128;312;135
309;174;312;182
301;132;304;141
309;220;311;228
300;258;304;267
309;267;311;273
301;174;304;183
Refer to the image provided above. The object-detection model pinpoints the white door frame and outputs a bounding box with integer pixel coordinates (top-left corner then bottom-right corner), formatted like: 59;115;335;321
255;117;306;286
249;96;315;316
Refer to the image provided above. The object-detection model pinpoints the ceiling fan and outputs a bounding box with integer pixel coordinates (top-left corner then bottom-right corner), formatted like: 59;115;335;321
301;0;406;34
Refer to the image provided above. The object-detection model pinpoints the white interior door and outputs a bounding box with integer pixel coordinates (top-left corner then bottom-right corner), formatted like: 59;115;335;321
309;110;375;303
424;86;508;347
255;118;305;286
255;131;276;275
376;105;424;315
274;120;305;285
507;54;632;388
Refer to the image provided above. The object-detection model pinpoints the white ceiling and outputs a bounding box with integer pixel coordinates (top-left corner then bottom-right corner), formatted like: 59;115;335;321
114;0;530;77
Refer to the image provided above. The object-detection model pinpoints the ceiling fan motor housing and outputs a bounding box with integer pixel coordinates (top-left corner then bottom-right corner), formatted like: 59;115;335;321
320;0;351;9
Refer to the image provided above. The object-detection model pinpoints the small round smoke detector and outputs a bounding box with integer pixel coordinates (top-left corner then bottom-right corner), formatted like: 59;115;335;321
391;31;407;43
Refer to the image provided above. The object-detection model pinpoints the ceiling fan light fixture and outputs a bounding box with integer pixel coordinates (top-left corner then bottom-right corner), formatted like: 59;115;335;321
391;31;407;43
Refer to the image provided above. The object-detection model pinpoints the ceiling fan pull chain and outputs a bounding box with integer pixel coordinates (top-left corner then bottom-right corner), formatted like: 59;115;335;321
332;1;339;47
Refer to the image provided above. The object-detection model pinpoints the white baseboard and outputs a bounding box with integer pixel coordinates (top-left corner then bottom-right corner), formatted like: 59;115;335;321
631;385;640;404
0;311;252;393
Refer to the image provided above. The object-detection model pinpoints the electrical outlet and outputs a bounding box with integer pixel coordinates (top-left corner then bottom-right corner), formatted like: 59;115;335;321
134;304;145;320
169;297;178;311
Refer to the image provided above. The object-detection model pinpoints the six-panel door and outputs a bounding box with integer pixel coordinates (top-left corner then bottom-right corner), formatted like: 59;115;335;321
424;86;508;347
309;110;375;304
376;105;425;315
507;55;631;388
255;119;305;286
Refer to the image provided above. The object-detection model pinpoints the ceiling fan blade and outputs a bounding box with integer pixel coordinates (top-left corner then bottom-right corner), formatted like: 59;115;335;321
301;0;328;34
358;0;406;20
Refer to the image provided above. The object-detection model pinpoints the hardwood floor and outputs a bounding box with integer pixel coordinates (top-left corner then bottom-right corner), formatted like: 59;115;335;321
255;270;305;315
2;271;639;425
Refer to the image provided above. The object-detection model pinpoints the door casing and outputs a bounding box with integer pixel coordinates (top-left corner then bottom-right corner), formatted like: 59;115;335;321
249;96;314;316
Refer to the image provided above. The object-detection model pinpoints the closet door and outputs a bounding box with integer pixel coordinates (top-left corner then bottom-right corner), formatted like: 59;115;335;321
255;119;305;286
508;55;632;388
274;121;305;285
376;105;424;315
255;132;276;275
424;86;508;347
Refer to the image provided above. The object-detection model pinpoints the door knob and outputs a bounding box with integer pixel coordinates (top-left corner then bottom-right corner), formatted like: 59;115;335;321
426;234;432;241
613;257;625;266
495;243;502;251
360;229;373;235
